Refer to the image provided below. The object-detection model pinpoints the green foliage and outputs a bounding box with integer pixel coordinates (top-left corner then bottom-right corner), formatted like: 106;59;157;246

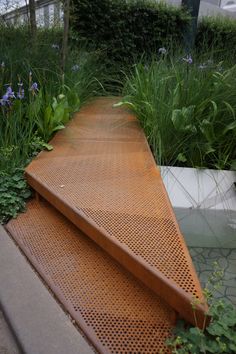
0;79;55;171
0;28;105;222
166;263;236;353
71;2;236;65
121;56;236;170
38;94;70;141
0;169;31;224
0;25;63;83
0;134;52;224
0;25;105;100
64;51;106;102
71;0;190;63
28;134;54;156
0;101;36;171
36;89;80;141
0;35;104;166
196;17;236;58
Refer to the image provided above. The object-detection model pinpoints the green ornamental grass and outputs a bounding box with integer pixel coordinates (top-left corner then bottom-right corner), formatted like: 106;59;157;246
121;53;236;170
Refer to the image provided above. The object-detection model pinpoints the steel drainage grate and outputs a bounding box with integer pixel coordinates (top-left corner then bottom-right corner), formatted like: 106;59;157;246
6;199;174;354
25;97;207;326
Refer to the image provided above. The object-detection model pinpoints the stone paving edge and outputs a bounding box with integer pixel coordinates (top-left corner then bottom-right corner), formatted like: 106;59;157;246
0;225;95;354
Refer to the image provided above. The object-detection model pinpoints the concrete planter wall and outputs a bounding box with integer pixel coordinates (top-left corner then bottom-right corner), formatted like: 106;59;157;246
160;166;236;248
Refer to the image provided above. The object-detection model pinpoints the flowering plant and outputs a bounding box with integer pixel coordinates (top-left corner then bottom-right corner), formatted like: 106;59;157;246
120;56;236;170
0;70;39;111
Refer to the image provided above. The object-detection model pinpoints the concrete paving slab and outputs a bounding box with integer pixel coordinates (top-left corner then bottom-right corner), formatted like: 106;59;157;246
189;247;236;307
0;225;95;354
0;309;21;354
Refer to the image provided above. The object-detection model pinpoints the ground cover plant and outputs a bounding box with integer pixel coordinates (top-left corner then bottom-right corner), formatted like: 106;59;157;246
0;25;105;223
166;263;236;353
119;52;236;170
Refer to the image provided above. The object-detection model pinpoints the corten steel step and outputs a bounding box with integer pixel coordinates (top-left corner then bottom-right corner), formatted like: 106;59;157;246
24;97;208;327
6;199;175;354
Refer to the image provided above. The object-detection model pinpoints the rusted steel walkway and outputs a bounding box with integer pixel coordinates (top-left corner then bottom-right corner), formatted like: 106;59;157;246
7;199;174;353
7;97;207;353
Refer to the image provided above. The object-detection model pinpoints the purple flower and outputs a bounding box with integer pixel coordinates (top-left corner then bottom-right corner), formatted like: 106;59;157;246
183;54;193;65
0;90;12;106
0;94;9;106
2;94;9;101
71;64;80;72
158;47;167;55
6;86;15;99
0;86;15;106
30;82;39;94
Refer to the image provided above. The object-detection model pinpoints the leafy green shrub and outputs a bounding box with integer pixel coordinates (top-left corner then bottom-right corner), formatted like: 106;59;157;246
71;0;190;63
166;263;236;353
196;16;236;58
35;89;80;141
0;169;31;224
167;301;236;353
120;55;236;170
0;135;52;223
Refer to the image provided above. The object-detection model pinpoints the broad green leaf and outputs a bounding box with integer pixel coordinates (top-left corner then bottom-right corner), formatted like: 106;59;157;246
44;105;53;126
52;97;58;111
171;106;195;132
42;143;53;151
171;109;183;130
173;82;181;107
223;101;235;120
210;100;218;119
177;153;187;162
113;101;136;110
21;190;31;199
223;120;236;135
52;125;65;133
200;119;215;142
53;105;66;124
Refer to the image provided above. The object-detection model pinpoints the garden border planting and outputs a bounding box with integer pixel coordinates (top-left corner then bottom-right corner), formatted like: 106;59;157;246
22;97;207;327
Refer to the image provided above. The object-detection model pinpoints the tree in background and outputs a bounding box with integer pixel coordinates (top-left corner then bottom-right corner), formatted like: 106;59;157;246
182;0;201;51
61;0;70;74
29;0;37;39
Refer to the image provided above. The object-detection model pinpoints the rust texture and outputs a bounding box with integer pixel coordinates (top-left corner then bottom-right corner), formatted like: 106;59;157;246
23;97;207;327
7;199;174;354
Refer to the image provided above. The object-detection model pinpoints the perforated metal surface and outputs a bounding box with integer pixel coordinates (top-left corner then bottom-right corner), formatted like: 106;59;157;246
25;97;207;326
6;199;174;354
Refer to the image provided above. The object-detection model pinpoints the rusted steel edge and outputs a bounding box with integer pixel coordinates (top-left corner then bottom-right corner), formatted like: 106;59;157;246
141;133;206;302
135;118;210;327
4;225;108;354
26;172;210;329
